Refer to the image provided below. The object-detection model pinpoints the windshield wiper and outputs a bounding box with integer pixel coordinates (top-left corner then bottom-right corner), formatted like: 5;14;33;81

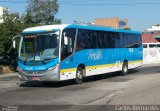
24;54;30;65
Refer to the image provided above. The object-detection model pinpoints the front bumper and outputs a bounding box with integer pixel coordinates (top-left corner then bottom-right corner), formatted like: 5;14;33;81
17;66;60;81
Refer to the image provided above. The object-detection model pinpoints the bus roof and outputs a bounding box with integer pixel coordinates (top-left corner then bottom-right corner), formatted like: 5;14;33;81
23;24;141;34
22;24;68;33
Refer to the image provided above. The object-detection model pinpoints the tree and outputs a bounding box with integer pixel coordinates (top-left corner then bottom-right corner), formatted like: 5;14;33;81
23;0;61;25
0;11;27;65
0;0;61;65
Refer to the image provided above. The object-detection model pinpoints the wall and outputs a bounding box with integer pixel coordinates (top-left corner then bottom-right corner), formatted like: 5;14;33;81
93;17;128;29
0;7;3;23
142;32;160;43
143;43;160;64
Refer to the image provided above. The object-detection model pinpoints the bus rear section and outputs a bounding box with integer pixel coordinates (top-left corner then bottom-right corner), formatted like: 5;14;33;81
59;25;143;83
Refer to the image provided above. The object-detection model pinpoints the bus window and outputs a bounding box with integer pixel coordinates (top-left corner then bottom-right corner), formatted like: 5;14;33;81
76;30;88;50
114;33;121;48
97;32;105;48
76;29;97;51
91;31;98;48
143;44;147;48
103;32;115;48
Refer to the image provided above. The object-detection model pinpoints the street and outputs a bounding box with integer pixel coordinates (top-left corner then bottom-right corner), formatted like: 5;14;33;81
0;64;160;111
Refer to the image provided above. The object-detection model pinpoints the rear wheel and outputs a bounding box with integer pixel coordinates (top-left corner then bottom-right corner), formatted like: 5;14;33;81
121;61;128;75
75;67;84;84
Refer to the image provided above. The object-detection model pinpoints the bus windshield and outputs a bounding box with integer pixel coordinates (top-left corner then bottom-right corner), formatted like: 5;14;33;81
19;30;60;64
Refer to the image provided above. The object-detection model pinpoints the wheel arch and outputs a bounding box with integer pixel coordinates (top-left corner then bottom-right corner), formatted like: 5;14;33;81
123;59;128;64
122;59;128;69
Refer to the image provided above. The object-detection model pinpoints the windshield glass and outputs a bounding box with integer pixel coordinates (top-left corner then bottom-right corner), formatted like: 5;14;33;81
19;30;60;63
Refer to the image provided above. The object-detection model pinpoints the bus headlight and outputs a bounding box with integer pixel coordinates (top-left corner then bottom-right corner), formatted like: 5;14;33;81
17;66;23;72
48;66;56;71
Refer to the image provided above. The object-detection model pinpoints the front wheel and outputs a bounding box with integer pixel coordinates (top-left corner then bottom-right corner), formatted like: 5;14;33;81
121;62;128;75
75;67;84;84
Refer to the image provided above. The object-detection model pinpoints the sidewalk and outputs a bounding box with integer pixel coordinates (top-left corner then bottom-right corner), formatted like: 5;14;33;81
142;63;160;67
0;72;18;78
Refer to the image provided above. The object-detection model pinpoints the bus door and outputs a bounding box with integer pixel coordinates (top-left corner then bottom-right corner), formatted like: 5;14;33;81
60;28;76;80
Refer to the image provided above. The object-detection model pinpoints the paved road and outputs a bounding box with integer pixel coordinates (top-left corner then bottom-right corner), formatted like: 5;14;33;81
0;64;160;111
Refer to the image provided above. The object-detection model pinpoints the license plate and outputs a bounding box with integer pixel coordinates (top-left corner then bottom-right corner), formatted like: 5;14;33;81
32;77;40;81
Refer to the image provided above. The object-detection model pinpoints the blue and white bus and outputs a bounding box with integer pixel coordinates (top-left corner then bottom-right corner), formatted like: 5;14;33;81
17;24;143;83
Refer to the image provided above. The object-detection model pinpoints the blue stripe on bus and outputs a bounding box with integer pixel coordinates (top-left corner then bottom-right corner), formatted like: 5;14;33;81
18;58;59;71
60;48;143;70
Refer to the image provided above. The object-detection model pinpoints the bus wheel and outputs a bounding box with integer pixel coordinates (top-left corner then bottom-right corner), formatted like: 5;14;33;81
75;67;84;84
121;61;128;75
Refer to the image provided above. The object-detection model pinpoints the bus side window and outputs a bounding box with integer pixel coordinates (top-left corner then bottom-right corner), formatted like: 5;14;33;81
76;29;91;50
97;32;104;48
77;33;87;50
61;28;76;61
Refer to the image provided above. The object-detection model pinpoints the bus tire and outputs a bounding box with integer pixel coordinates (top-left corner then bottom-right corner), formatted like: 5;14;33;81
75;67;84;84
121;61;128;75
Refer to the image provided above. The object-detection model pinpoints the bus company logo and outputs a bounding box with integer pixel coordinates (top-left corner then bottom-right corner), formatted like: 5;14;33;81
129;48;134;53
88;50;102;60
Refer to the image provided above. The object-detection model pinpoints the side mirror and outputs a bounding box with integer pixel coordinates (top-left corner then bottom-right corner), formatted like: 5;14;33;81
13;40;16;48
64;32;68;45
12;35;21;48
64;37;68;45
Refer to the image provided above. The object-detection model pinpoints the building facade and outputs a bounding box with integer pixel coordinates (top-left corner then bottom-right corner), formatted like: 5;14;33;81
0;7;3;23
142;32;160;43
142;24;160;43
0;6;9;23
93;17;129;29
142;25;160;64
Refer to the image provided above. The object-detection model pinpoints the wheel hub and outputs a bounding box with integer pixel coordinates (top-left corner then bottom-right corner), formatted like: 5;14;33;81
77;71;82;79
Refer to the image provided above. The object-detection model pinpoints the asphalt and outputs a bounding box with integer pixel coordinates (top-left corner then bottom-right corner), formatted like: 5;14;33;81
0;64;160;111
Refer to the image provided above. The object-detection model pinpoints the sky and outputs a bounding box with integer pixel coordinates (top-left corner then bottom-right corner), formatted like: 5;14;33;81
0;0;160;31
